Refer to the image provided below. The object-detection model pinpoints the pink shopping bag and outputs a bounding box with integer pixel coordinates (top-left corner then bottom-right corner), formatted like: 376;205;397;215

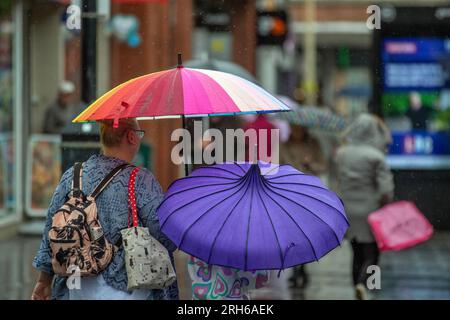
368;201;433;252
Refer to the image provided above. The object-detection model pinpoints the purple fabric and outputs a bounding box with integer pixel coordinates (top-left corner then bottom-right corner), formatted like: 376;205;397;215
157;162;349;271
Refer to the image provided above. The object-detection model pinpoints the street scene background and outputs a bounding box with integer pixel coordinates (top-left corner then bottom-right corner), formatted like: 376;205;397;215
1;0;450;300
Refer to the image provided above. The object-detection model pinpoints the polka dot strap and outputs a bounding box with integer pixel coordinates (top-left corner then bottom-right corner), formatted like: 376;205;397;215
128;166;141;228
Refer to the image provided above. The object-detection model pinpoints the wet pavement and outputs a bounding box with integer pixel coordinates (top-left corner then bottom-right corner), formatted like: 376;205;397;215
1;232;449;300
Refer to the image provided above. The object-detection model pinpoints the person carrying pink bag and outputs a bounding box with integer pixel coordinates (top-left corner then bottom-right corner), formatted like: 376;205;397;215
336;113;394;300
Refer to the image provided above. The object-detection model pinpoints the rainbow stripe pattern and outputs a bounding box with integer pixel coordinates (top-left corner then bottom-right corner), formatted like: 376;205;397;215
73;67;290;126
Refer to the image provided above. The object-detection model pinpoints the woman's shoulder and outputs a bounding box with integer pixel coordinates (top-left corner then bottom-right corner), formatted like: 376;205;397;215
135;167;164;197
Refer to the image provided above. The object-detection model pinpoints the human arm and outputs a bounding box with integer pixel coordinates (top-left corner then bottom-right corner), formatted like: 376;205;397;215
31;271;53;300
375;156;394;206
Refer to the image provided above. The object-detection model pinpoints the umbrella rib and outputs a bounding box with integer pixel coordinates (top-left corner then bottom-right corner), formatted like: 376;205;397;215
206;166;256;266
261;163;307;176
254;181;284;269
233;162;247;174
189;69;236;114
260;163;281;176
260;178;343;246
166;68;181;114
244;167;256;271
164;174;240;192
160;171;251;229
258;178;319;262
264;182;349;225
178;166;254;254
199;165;243;177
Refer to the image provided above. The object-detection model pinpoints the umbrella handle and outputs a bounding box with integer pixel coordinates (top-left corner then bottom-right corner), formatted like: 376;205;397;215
280;242;296;272
182;115;189;176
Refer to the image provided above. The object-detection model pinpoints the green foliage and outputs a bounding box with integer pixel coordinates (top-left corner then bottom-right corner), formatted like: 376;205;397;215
435;108;450;131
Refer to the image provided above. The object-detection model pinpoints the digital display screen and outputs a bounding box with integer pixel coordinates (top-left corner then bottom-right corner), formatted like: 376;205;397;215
380;37;450;168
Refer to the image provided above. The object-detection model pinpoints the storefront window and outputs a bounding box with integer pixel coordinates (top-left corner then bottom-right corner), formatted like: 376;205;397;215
0;1;14;218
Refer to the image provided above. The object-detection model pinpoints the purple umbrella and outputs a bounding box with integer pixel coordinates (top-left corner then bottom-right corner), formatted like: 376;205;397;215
157;162;348;271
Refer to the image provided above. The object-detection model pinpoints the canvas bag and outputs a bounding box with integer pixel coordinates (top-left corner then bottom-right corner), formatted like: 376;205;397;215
49;162;128;276
368;201;434;252
121;167;176;290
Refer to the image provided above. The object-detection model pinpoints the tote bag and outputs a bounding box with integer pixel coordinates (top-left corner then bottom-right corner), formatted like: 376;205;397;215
121;167;176;290
368;201;433;252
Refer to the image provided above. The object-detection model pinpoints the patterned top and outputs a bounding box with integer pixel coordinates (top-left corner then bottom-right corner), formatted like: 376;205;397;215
187;256;269;300
32;154;179;300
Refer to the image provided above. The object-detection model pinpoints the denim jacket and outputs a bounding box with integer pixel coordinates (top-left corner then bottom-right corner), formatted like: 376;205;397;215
32;154;179;300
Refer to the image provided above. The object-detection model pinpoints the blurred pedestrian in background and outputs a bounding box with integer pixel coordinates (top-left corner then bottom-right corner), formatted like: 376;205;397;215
208;116;244;163
280;124;327;176
280;124;327;289
406;91;433;130
42;81;79;134
244;114;276;161
336;113;394;300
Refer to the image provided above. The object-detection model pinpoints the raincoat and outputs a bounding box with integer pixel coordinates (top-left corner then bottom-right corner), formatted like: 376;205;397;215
336;114;394;242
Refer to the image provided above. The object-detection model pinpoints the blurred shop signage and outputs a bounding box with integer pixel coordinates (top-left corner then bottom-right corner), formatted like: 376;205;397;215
382;38;450;91
390;131;450;155
387;132;450;170
257;11;288;46
196;12;231;31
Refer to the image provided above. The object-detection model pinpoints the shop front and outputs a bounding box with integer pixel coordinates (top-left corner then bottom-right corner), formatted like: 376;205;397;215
0;0;24;229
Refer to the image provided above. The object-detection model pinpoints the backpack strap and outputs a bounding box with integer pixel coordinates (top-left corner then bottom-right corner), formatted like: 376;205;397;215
89;163;130;199
72;162;83;198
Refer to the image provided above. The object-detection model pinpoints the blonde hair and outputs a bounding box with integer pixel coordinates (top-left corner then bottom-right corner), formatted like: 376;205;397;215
99;118;138;148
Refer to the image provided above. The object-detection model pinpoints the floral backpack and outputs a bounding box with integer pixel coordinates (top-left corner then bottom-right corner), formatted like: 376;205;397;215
49;162;128;276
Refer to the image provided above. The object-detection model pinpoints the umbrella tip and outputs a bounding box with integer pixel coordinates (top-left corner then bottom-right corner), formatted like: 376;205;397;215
177;52;183;67
252;144;258;165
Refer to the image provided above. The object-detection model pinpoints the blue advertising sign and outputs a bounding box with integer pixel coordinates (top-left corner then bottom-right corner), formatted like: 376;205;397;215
387;131;450;169
389;131;450;155
382;37;450;92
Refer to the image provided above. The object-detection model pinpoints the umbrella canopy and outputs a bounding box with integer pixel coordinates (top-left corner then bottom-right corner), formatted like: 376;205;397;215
157;162;349;271
184;58;258;84
73;58;289;128
276;96;347;133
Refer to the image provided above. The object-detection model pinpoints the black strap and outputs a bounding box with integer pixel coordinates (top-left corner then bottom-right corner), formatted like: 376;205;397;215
89;163;130;199
72;162;83;198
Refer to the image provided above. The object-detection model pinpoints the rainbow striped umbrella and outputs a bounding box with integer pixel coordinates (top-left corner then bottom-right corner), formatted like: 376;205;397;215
73;54;289;128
